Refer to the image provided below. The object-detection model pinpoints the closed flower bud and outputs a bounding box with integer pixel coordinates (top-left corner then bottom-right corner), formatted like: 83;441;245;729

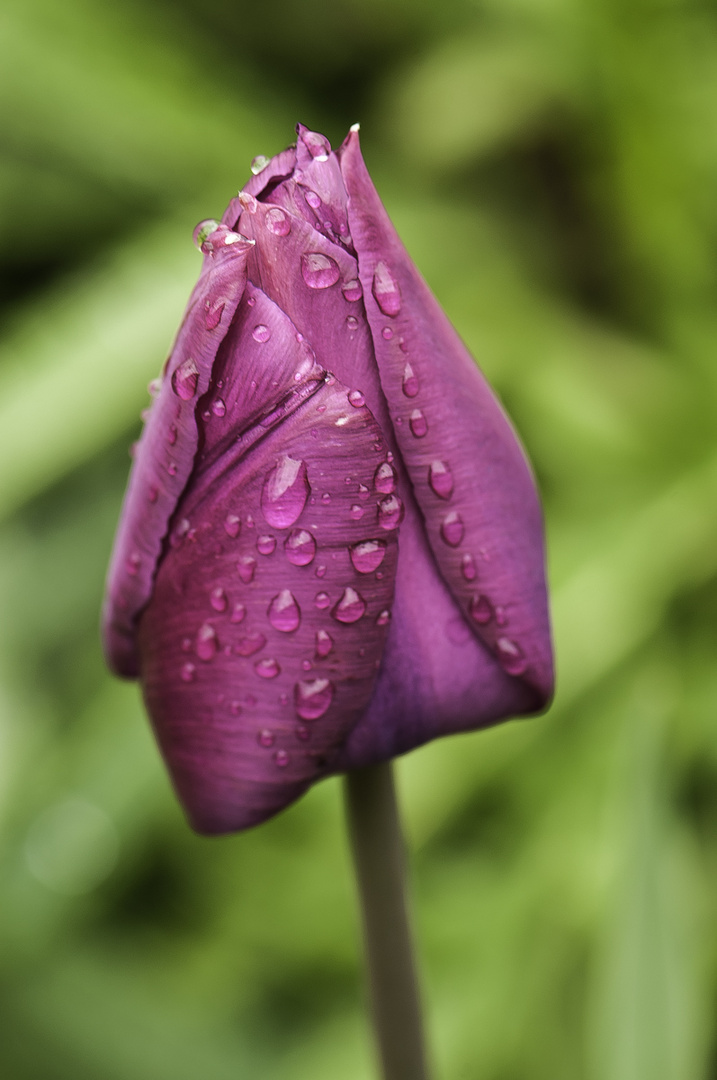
102;125;553;834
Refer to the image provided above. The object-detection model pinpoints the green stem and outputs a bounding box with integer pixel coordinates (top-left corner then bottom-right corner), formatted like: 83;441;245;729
344;761;431;1080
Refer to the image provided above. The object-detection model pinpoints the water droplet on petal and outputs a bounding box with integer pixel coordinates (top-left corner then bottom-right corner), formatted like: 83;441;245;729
274;749;290;767
196;623;218;661
342;279;362;302
402;363;419;398
377;494;404;531
358;483;370;500
496;637;527;676
374;462;397;494
235;632;267;656
346;315;359;331
428;460;454;500
315;591;330;610
350;540;387;574
469;595;494;624
204;299;225;330
440;511;464;547
461;554;477;581
265;206;291;236
231;602;246;623
268;589;301;632
251;154;270;174
148;485;159;503
295;678;335;720
252;324;271;343
255;657;280;679
181;662;196;682
210;586;227;612
258;728;275;747
382;326;393;340
237;555;257;583
224;514;241;538
376;609;391;626
315;629;333;658
295;724;311;741
302;659;312;671
171;358;199;400
303;129;331;160
321;492;331;505
332;587;366;623
261;456;310;527
409;408;428;437
125;551;141;576
372;261;401;316
285;529;316;566
167;462;178;476
348;389;365;408
170;518;190;548
257;534;276;556
350;504;364;520
167;423;178;446
315;565;327;578
301;252;340;290
305;190;321;209
212;397;226;417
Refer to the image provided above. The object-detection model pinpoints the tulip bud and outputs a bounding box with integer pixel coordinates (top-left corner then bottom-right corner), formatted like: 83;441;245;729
102;125;553;834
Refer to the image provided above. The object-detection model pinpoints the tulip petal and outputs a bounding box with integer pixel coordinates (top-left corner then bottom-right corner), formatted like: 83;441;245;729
339;129;553;713
137;286;398;832
103;224;253;678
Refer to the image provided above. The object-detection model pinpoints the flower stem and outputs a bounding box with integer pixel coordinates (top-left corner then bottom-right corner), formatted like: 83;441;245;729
344;761;430;1080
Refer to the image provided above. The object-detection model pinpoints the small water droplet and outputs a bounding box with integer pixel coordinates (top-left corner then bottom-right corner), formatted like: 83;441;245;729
402;363;419;398
167;424;178;446
181;637;192;652
315;565;327;578
204;299;225;330
374;462;397;494
224;514;241;538
428;460;454;500
315;591;330;610
171;357;199;400
251;154;270;174
230;700;242;716
409;409;428;438
268;589;301;632
261;456;310;527
284;529;316;566
350;504;364;520
181;662;196;682
167;462;178;476
461;554;477;581
348;389;365;408
196;623;218;661
376;609;391;626
265;207;290;235
247;295;257;306
231;602;246;623
358;483;370;500
305;190;321;209
315;629;334;658
274;749;290;767
321;492;331;505
255;657;280;679
236;555;257;583
496;638;527;676
382;326;393;340
258;728;275;747
440;511;464;547
295;724;311;741
377;494;404;531
301;252;340;290
125;551;141;576
342;279;362;302
148;485;159;503
235;632;267;656
252;323;271;343
469;595;494;624
495;606;508;626
350;539;387;574
332;586;366;623
170;518;190;547
212;397;226;417
302;659;312;671
295;678;335;720
210;586;227;612
257;534;276;556
372;261;401;316
346;315;359;331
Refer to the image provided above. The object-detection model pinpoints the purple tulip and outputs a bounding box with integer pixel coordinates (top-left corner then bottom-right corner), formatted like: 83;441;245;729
102;125;553;834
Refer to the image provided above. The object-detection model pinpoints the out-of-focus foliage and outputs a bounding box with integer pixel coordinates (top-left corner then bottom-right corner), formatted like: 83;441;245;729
1;0;716;1075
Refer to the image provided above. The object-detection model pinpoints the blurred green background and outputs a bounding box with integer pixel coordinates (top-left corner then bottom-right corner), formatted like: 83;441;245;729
1;0;717;1076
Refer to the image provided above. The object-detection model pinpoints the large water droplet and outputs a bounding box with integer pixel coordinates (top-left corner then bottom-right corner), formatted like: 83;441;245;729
305;190;321;209
255;657;281;679
210;586;227;612
235;632;266;656
236;555;257;583
428;460;454;500
171;358;199;400
258;728;275;747
470;595;493;624
180;662;196;682
251;154;270;174
301;252;340;290
257;534;276;556
268;589;301;632
252;324;271;343
261;456;310;527
377;494;404;531
350;540;387;574
332;587;366;623
285;529;316;566
440;511;464;547
402;363;419;398
265;207;291;236
461;554;477;581
348;389;365;408
374;462;397;494
372;261;401;316
315;629;333;658
224;513;241;538
196;623;218;661
295;678;335;720
409;409;428;438
303;130;331;160
496;637;527;676
342;279;362;302
315;591;330;610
